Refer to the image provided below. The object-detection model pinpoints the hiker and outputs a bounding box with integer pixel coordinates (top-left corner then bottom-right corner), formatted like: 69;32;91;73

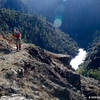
12;27;21;51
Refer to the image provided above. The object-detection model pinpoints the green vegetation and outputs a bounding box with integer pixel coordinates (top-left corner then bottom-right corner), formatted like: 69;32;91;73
76;65;87;76
0;8;78;56
77;66;100;81
77;32;100;81
87;69;100;80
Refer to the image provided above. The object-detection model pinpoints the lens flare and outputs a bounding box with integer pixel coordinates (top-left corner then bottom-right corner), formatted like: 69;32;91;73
63;0;67;2
53;16;62;28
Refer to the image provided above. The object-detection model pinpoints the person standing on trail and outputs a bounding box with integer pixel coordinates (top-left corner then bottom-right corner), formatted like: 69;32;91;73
12;27;21;51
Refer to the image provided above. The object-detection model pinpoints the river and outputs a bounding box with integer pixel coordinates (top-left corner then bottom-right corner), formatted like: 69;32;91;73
70;48;87;70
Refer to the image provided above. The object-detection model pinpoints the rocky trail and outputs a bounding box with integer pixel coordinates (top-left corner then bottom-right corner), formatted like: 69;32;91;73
0;34;100;100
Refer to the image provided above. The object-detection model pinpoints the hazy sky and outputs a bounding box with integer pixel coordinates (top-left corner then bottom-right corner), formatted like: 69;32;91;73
21;0;69;12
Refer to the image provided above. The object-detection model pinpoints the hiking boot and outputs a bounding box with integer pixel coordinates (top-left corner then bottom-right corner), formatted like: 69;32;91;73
19;48;21;50
16;48;19;52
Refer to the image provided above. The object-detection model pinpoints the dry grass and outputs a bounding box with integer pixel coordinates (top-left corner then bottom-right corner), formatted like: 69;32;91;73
0;33;15;46
46;51;70;59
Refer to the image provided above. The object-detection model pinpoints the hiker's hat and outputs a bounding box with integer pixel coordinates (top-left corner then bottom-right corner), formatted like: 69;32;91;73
13;27;18;31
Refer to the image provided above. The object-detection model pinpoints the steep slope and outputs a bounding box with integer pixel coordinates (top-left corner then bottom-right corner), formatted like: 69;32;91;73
0;35;100;100
23;0;100;48
0;8;78;57
0;34;12;55
1;0;100;48
77;32;100;80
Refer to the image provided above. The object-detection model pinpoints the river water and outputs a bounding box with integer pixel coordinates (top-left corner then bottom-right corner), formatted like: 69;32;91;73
70;48;87;70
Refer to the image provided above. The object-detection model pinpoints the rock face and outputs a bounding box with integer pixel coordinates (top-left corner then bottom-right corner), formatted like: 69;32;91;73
0;40;11;54
86;44;100;69
0;94;29;100
0;33;12;55
0;38;100;100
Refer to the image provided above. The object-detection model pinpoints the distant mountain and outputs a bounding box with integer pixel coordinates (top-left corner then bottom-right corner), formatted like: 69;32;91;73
21;0;100;48
1;0;100;48
0;0;24;10
0;8;78;57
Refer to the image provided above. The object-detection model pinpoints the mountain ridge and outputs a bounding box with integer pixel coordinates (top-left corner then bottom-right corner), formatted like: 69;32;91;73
0;8;78;57
1;0;100;48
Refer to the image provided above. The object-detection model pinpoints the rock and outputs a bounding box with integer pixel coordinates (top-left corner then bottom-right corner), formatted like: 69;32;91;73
5;70;16;80
0;94;30;100
85;43;100;69
0;43;100;100
17;68;24;78
25;46;52;65
54;67;81;90
46;51;72;70
0;40;11;55
0;56;5;60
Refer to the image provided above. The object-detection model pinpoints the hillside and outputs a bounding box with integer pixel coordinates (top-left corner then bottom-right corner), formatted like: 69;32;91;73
77;32;100;81
86;31;100;70
0;35;100;100
1;0;100;48
0;8;78;57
